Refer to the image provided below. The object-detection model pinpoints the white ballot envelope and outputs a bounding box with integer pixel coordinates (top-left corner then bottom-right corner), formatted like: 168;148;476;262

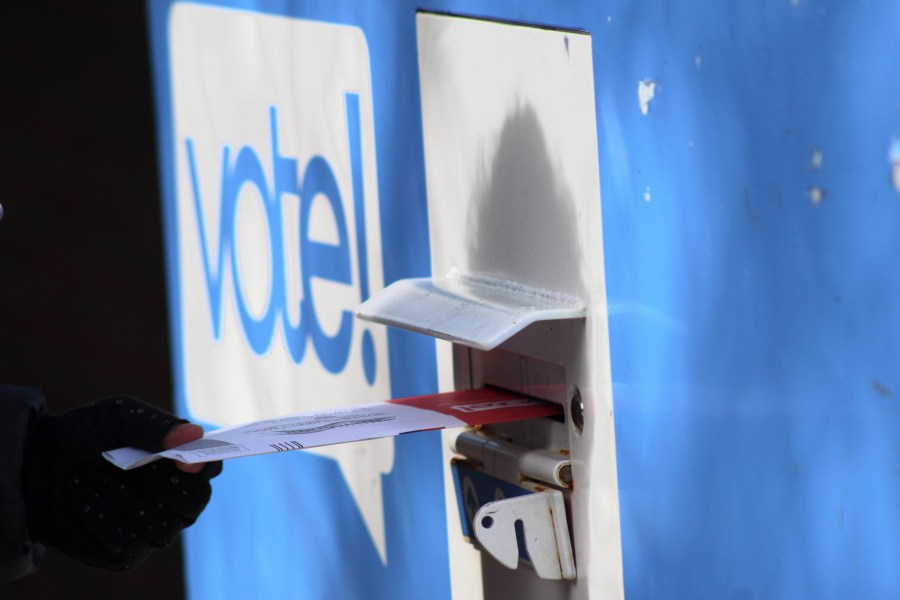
103;387;561;470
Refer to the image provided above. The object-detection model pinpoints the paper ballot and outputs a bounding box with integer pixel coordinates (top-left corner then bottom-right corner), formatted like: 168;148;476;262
103;387;561;470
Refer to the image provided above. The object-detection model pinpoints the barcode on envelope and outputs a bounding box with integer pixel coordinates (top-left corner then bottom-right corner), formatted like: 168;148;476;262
270;440;305;452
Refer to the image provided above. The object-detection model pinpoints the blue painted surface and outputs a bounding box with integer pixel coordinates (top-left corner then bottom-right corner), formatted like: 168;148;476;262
148;1;900;598
596;4;900;598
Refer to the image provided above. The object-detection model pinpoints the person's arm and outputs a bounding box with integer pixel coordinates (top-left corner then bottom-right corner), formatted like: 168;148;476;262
0;385;44;580
1;385;222;579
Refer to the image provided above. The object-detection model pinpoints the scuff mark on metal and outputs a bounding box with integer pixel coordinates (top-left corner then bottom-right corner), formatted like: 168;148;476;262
872;379;892;398
889;137;900;193
743;189;759;222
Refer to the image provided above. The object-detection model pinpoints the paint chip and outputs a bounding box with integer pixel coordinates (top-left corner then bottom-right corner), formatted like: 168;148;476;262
807;186;825;205
638;80;657;116
643;187;652;202
810;148;823;170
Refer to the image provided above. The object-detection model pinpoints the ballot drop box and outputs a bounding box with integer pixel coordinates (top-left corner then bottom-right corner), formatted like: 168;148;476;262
148;1;900;599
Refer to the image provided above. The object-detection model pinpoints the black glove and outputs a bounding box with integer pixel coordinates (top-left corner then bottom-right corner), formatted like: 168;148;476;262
22;396;222;571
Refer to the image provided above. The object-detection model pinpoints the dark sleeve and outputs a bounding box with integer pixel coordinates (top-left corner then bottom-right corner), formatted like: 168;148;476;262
0;385;46;580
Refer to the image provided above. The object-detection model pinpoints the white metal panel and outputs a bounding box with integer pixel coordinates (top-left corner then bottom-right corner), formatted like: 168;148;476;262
417;13;623;600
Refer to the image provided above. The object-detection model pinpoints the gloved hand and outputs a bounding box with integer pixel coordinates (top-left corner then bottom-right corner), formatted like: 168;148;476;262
22;396;222;571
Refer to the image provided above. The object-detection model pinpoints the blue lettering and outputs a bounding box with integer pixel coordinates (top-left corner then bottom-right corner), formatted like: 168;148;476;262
186;140;231;340
270;107;308;364
222;144;282;355
346;93;377;385
185;99;375;383
300;155;353;373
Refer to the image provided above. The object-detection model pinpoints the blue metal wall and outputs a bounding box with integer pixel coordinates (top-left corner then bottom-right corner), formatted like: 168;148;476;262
148;1;900;598
601;4;900;597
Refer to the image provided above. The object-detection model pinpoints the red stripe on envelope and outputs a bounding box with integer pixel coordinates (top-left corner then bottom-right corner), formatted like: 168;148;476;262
389;387;561;426
105;387;563;470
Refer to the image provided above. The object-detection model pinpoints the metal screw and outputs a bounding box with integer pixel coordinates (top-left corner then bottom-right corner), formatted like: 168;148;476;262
570;385;584;434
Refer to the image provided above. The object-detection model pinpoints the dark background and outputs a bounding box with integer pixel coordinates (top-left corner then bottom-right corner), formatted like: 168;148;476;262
0;2;185;598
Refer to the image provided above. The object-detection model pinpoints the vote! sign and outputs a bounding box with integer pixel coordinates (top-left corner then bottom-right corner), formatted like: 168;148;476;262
169;5;390;427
